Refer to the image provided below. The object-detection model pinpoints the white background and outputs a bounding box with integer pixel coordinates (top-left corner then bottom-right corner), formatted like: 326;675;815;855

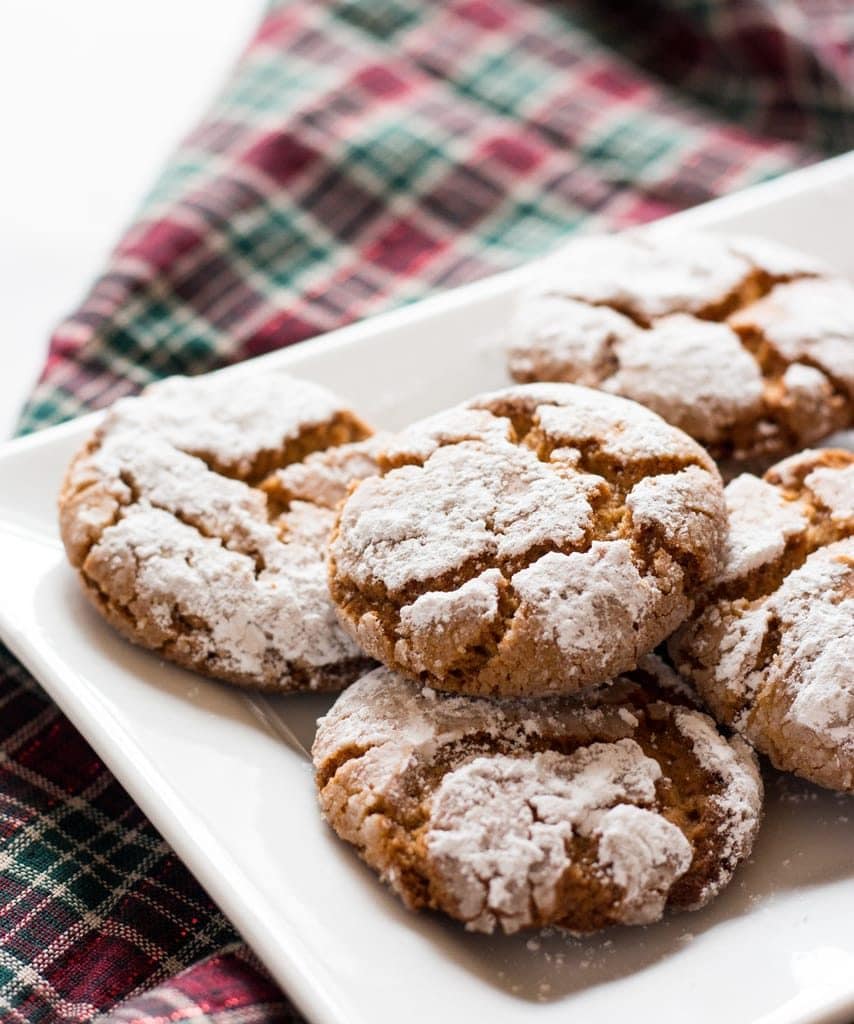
0;1;263;438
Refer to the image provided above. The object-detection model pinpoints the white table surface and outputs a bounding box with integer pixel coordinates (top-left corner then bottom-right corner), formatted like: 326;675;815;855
0;1;263;439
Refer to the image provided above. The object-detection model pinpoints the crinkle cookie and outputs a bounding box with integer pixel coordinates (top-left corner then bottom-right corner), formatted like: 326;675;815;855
509;231;854;473
59;372;381;692
328;383;726;697
313;661;762;934
669;448;854;792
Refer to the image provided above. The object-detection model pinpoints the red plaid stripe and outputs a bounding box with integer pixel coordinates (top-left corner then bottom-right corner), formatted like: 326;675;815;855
21;0;824;433
94;948;297;1024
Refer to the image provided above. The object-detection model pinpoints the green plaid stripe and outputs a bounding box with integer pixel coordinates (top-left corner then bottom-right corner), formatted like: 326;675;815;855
586;0;854;153
0;649;238;1024
19;0;821;435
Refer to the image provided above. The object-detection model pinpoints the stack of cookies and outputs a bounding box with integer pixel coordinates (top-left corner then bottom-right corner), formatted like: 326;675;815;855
59;229;854;937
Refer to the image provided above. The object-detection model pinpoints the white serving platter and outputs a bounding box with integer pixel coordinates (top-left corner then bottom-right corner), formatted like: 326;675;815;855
1;153;854;1024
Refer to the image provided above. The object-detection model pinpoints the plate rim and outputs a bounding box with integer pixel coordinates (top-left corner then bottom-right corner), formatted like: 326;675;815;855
2;151;854;1024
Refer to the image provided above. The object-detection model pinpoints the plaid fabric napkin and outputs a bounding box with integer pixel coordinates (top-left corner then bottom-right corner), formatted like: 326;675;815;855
3;1;852;1021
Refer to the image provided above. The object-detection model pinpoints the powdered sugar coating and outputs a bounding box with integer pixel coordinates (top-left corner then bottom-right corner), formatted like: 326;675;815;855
506;295;638;386
509;230;851;468
426;747;691;932
777;362;841;446
730;277;854;399
604;316;764;443
527;232;756;322
671;711;762;897
313;666;763;934
336;439;596;592
776;547;854;739
329;383;725;697
718;474;809;582
669;449;854;792
108;373;348;478
493;382;706;463
396;570;505;676
727;235;830;278
595;804;693;925
626;465;728;580
689;545;854;788
803;464;854;523
380;406;514;464
509;543;662;667
59;372;377;692
266;433;391;510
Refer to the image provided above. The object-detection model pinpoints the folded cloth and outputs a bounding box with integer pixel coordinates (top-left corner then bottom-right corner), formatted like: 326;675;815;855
3;1;851;1021
91;947;298;1024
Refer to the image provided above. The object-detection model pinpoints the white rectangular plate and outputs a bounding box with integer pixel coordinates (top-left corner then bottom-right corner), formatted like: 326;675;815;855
2;154;854;1024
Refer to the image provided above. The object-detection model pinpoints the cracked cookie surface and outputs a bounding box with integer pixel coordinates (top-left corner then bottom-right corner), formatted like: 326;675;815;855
668;448;854;792
59;372;380;692
312;660;762;934
328;383;726;697
508;231;854;474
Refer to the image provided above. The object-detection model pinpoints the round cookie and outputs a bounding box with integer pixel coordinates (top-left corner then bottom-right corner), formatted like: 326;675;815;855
328;383;726;697
59;372;381;692
508;231;854;473
313;661;763;935
668;448;854;792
